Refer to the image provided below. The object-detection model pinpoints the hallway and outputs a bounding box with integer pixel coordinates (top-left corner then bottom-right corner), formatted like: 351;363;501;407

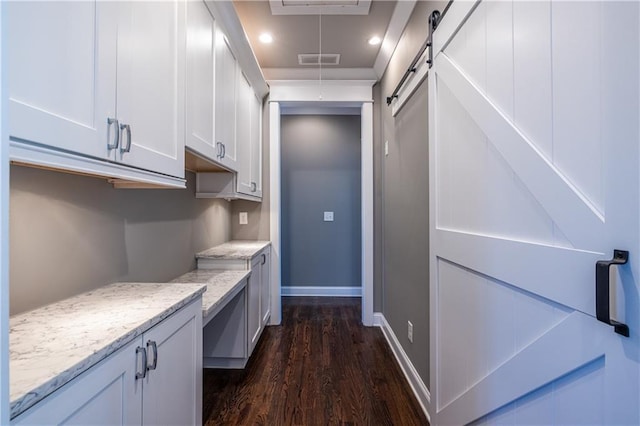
203;297;428;425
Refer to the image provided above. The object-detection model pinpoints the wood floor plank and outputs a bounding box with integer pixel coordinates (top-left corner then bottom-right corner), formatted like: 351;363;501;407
203;297;429;425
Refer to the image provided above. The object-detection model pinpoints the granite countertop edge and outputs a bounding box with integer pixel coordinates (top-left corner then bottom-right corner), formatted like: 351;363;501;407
202;271;251;319
195;240;271;260
169;269;252;319
9;284;206;419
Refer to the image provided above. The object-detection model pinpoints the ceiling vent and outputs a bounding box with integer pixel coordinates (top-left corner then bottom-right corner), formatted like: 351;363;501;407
298;53;341;66
283;0;358;5
270;0;371;15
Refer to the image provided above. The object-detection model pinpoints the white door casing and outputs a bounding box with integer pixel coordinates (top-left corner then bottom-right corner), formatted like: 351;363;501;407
429;1;639;424
268;80;375;326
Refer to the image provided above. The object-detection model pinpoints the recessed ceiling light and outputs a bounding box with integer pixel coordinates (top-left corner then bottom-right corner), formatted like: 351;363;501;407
368;36;381;45
259;33;273;44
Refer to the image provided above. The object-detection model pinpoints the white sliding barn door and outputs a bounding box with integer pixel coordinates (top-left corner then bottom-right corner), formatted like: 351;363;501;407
428;1;640;425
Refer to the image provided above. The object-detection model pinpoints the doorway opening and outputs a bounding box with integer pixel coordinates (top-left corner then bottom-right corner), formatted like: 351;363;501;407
267;80;375;326
280;112;362;298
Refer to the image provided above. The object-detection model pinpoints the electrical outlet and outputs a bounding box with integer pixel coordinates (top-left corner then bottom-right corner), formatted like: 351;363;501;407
239;212;248;225
323;211;334;222
408;321;413;343
385;140;389;156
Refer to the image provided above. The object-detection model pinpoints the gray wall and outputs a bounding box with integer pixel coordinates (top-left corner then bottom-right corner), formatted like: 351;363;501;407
280;115;361;288
10;165;231;315
377;0;447;387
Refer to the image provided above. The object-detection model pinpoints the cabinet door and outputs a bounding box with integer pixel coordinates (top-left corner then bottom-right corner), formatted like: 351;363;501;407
248;256;262;354
260;249;271;326
185;0;216;162
250;92;263;197
7;1;116;160
115;0;185;179
12;339;143;425
142;299;202;426
236;72;253;195
214;32;238;171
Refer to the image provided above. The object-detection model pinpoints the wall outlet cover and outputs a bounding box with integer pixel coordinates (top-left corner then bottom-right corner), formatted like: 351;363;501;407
323;211;334;222
239;212;248;225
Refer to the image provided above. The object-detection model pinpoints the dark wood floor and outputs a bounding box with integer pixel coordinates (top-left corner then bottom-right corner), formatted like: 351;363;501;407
203;297;429;425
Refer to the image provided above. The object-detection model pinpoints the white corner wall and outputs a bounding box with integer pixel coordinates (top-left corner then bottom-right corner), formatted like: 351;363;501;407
1;2;10;422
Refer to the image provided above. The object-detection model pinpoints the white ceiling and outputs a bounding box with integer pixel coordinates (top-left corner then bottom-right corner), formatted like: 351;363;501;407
233;0;412;81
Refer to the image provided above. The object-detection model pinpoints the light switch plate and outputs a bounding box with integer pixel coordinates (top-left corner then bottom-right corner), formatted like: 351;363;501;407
323;211;334;222
239;212;248;225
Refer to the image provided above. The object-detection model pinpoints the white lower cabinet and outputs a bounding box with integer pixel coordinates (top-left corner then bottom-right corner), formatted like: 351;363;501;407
248;255;262;354
199;246;271;368
259;249;271;328
12;338;143;425
249;250;271;353
202;285;248;369
139;300;202;425
12;300;202;425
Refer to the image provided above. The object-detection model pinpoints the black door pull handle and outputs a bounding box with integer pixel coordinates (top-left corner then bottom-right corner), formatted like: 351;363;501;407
596;250;629;337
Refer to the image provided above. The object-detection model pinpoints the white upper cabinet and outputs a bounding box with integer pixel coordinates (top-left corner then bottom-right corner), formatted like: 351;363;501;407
214;32;239;171
114;0;186;179
238;83;262;198
8;1;115;160
185;1;217;162
7;0;265;189
7;1;185;186
236;72;253;195
250;92;263;198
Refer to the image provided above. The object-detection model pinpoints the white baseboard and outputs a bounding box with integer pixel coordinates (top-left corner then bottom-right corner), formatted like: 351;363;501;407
281;286;362;297
373;312;385;326
374;312;431;422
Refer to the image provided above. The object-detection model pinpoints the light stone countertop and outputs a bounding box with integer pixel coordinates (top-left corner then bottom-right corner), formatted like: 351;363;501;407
9;282;206;419
170;269;251;322
196;240;270;260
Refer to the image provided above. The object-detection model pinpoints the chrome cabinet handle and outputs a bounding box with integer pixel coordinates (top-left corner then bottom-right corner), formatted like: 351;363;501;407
261;253;266;265
119;123;132;153
135;346;147;380
215;142;222;158
221;143;226;159
251;182;257;192
146;340;158;371
107;118;120;150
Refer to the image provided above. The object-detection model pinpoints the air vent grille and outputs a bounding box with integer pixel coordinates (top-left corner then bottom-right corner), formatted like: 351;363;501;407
283;0;359;5
270;0;371;15
298;53;341;66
